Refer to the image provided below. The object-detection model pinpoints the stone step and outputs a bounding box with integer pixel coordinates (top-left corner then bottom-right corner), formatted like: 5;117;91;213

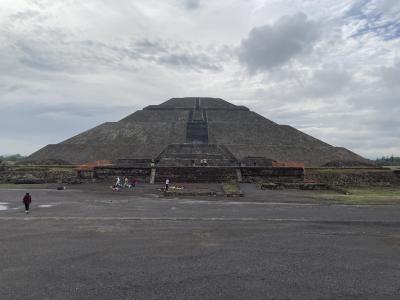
160;144;224;155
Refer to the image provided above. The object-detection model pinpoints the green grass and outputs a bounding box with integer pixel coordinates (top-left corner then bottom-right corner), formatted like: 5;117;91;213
383;166;400;170
222;182;240;194
313;187;400;205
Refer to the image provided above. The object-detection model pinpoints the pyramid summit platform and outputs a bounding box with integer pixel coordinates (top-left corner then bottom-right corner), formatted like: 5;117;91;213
28;97;369;167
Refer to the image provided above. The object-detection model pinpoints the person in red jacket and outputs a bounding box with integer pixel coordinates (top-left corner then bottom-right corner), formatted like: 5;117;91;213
23;193;32;214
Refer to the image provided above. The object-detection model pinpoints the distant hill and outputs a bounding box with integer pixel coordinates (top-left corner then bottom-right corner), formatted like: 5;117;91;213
0;154;26;162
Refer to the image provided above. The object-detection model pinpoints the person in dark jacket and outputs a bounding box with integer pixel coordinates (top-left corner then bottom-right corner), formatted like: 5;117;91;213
165;178;170;191
23;193;32;213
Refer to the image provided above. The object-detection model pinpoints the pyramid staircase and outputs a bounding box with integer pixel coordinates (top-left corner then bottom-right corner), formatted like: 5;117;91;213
185;98;208;144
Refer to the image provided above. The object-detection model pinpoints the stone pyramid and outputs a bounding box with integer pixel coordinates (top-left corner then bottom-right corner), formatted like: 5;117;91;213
28;97;370;166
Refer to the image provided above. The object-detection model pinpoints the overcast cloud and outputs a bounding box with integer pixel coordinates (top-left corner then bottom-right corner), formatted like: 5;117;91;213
239;13;321;72
0;0;399;158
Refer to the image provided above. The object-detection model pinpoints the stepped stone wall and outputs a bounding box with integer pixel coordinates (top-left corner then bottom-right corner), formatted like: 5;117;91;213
30;143;164;165
156;144;237;167
226;145;364;167
120;110;189;123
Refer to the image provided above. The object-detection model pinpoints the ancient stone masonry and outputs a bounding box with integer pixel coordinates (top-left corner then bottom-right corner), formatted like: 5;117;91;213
305;168;400;186
71;166;304;184
156;144;237;167
27;97;372;167
0;165;79;184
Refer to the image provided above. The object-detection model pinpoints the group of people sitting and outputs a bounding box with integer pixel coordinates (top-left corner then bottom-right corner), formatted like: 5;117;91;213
200;159;208;166
111;176;137;191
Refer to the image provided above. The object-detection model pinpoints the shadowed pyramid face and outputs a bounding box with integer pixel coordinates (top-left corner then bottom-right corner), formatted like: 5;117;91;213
28;97;369;167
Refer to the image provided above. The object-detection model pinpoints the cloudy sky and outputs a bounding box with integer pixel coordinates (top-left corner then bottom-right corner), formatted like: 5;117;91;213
1;0;399;158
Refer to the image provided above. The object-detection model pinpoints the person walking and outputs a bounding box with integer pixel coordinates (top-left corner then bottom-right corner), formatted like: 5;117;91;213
116;176;121;187
22;193;32;214
165;178;170;191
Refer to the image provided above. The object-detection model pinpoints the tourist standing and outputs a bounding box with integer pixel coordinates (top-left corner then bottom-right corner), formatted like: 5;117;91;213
22;193;32;214
165;178;170;191
116;176;121;187
130;177;137;188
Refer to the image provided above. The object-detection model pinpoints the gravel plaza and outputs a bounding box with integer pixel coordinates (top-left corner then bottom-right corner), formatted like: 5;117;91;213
1;184;400;299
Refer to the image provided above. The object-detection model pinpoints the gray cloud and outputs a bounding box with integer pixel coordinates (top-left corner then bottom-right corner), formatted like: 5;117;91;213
307;68;352;97
133;39;167;55
1;1;400;159
158;53;221;71
380;60;400;88
239;13;321;73
9;9;44;22
184;0;202;10
10;30;222;73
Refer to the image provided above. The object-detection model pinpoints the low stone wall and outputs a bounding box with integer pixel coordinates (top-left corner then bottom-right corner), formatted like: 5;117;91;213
155;166;237;183
2;165;398;186
155;166;304;183
0;165;79;184
241;167;304;183
305;168;400;186
80;167;152;182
